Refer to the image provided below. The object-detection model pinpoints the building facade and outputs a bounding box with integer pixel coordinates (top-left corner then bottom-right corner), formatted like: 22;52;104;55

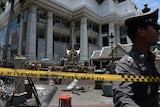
0;0;140;63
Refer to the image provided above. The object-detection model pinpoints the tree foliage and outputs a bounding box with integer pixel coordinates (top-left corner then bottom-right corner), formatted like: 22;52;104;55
0;0;8;13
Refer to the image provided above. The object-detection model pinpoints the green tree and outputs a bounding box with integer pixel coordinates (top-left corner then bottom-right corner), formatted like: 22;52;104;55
0;0;8;13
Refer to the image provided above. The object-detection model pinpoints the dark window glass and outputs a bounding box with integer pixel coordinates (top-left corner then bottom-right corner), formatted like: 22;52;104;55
76;37;80;43
12;15;20;27
93;38;96;44
103;36;109;46
74;44;80;50
88;38;92;44
37;9;47;20
120;38;127;44
67;37;70;43
54;35;60;41
53;15;70;28
61;37;65;42
93;25;99;33
23;8;28;21
102;24;108;34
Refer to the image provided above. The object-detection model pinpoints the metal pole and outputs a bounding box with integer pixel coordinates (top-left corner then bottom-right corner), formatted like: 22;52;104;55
111;43;113;62
111;42;114;74
3;0;14;67
109;33;114;74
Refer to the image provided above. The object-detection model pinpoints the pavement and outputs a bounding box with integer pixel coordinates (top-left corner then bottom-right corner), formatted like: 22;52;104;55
27;78;114;107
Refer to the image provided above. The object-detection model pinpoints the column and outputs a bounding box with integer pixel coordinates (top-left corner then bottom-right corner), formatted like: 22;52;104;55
109;21;115;45
18;12;23;55
1;29;4;58
80;17;88;61
99;25;102;49
46;11;53;59
25;5;37;61
115;25;120;44
71;21;75;49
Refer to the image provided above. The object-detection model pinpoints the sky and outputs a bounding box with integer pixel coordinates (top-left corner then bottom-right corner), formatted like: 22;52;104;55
134;0;160;23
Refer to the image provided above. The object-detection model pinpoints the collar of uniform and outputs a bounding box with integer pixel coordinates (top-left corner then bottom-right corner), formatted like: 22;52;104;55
131;47;148;62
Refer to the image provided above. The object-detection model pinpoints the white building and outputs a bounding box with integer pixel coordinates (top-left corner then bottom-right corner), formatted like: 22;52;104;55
0;0;140;63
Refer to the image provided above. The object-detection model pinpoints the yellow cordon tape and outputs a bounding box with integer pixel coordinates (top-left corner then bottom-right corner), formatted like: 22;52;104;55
0;67;160;82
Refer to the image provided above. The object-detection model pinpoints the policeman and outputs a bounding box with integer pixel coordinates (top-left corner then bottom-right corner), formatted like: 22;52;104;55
112;9;160;107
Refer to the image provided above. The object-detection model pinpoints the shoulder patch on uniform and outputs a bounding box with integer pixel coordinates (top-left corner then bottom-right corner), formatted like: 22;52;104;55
126;56;133;63
120;55;134;64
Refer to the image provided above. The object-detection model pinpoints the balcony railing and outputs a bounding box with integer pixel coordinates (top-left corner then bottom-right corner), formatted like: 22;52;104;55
53;25;70;35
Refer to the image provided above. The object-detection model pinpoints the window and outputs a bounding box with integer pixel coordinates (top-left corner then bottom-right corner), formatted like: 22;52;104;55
103;36;109;46
66;37;70;43
75;21;80;30
54;36;60;41
37;9;47;20
87;22;92;29
53;15;70;28
61;36;65;42
23;8;28;22
120;37;127;44
76;36;80;43
37;28;45;38
93;38;96;44
53;33;70;43
12;15;20;27
93;24;99;33
74;44;80;50
88;38;92;44
102;24;108;34
120;26;127;44
87;20;99;33
88;37;97;45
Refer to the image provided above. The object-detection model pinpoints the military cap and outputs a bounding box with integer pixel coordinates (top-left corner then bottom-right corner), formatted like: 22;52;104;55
125;8;160;29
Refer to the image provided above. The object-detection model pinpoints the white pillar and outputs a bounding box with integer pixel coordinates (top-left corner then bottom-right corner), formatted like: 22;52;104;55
109;21;115;45
115;25;120;44
99;25;102;49
26;5;37;61
71;21;75;49
1;29;4;58
46;11;53;59
80;17;88;61
18;12;23;55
